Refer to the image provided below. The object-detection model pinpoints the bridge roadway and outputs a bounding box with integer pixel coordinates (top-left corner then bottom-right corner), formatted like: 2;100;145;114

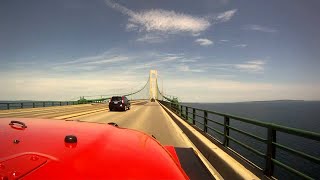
0;100;187;147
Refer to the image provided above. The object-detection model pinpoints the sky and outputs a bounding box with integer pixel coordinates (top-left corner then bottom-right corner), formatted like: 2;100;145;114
1;0;320;102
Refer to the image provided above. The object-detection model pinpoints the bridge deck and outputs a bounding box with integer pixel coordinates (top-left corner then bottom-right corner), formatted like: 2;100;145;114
0;100;186;147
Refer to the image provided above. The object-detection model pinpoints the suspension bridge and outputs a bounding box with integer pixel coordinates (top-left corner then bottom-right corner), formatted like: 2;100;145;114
0;70;319;180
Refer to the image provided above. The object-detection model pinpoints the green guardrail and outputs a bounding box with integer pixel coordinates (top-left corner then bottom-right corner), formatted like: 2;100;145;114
158;100;320;180
0;101;86;110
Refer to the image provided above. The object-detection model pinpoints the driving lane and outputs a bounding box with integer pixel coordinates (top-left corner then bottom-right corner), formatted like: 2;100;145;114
69;101;189;147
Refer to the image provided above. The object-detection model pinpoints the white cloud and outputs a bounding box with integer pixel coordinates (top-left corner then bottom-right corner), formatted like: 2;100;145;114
52;50;193;75
105;0;135;16
126;53;184;71
247;60;265;65
234;44;248;48
235;60;265;73
192;33;201;37
136;34;165;43
130;9;210;33
215;9;237;22
147;55;181;65
197;60;266;73
84;56;129;65
106;0;236;36
126;23;138;31
220;39;229;42
179;59;198;63
195;38;213;46
243;24;277;33
52;50;132;72
177;65;204;72
55;49;122;66
177;65;189;72
57;55;104;65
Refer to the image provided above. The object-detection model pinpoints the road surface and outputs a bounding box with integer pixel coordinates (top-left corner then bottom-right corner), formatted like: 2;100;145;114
0;100;188;147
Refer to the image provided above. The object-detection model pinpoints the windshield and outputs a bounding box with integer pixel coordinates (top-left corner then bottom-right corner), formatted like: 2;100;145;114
111;97;122;101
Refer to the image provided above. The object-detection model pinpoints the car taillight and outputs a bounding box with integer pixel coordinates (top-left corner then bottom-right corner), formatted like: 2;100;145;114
122;97;124;104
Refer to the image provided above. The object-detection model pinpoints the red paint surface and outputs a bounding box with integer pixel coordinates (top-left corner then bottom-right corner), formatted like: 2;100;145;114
0;118;189;180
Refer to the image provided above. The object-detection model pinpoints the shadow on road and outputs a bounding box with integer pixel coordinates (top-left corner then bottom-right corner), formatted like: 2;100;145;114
175;147;214;180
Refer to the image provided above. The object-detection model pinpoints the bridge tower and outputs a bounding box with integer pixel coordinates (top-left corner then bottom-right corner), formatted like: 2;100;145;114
149;70;158;100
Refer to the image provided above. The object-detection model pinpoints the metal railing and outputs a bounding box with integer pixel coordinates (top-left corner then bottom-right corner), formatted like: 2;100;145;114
159;100;320;180
0;101;81;110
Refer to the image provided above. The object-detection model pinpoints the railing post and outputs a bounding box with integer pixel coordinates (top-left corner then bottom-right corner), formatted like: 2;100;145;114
186;107;188;122
60;102;62;106
33;102;35;108
67;102;69;105
265;127;276;177
175;103;177;113
7;103;10;110
52;102;54;106
204;111;208;132
223;116;230;147
43;102;45;107
73;101;75;105
180;105;183;117
192;108;196;125
21;103;23;109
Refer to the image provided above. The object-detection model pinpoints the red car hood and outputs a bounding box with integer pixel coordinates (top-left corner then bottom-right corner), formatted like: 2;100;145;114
0;118;188;180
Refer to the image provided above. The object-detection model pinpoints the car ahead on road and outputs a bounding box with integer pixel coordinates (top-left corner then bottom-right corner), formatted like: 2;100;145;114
0;118;189;179
109;96;131;111
151;98;155;102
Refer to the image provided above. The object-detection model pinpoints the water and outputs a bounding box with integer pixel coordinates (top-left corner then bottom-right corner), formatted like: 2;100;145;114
183;101;320;180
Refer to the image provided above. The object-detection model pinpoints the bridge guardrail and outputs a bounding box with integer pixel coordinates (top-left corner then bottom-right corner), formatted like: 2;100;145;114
0;99;146;110
158;100;320;180
0;101;85;110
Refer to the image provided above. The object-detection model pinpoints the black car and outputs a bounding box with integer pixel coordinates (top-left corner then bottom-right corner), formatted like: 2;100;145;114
151;98;155;102
109;96;131;111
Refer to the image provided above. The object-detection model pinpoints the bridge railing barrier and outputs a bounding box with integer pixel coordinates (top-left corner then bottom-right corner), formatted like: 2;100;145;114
158;100;320;180
0;99;147;110
0;101;82;110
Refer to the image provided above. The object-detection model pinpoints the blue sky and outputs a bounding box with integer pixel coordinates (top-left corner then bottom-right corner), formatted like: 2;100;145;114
1;0;320;102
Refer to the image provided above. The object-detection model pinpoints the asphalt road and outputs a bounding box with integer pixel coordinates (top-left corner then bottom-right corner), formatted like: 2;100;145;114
0;101;188;147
